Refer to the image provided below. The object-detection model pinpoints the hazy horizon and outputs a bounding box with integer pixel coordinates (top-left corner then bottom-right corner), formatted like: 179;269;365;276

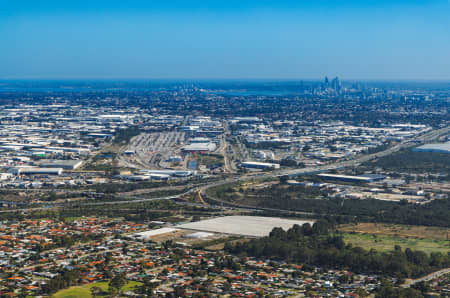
2;0;450;80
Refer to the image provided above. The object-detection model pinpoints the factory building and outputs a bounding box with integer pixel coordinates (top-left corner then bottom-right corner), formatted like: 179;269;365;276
241;161;280;170
317;173;386;183
37;159;83;170
139;170;195;177
189;137;211;143
413;142;450;154
167;156;182;162
182;142;216;153
9;167;63;176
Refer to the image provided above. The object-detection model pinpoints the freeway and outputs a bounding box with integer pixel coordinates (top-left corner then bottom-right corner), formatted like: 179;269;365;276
0;189;196;213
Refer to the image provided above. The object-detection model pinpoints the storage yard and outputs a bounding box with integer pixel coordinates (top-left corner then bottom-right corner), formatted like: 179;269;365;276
118;131;186;170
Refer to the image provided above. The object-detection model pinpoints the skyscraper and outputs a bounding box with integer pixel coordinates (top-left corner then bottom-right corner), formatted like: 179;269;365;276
331;77;341;92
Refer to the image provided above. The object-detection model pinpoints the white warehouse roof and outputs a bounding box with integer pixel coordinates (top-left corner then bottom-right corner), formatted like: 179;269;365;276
9;167;63;175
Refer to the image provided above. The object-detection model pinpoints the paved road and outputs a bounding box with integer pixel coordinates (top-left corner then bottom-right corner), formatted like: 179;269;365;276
402;267;450;288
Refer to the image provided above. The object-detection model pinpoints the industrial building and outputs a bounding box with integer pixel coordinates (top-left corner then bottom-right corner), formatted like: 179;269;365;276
317;173;386;183
9;167;63;176
189;137;211;143
167;156;182;162
0;173;13;181
413;141;450;154
241;161;280;170
147;173;170;180
37;159;83;170
139;170;195;177
182;142;216;153
178;216;315;237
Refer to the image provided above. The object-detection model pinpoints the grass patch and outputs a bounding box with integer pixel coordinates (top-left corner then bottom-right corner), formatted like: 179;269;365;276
339;223;450;254
62;216;84;223
342;232;450;254
54;281;142;298
338;223;450;241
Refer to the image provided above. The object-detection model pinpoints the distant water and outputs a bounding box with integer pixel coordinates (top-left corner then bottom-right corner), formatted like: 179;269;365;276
214;90;298;96
0;87;96;92
0;80;172;93
0;87;299;95
0;87;161;93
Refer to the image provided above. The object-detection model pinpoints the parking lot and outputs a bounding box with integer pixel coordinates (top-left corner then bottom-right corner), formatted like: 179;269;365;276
118;132;186;169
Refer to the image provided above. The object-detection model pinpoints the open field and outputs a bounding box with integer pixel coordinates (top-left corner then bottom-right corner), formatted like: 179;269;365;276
338;223;450;240
342;233;450;254
54;281;142;298
339;223;450;254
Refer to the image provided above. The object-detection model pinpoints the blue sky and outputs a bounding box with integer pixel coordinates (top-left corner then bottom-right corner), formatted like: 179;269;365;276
1;0;449;79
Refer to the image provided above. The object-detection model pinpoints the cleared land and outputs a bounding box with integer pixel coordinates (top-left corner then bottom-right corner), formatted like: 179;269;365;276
178;215;315;237
339;223;450;254
191;153;224;168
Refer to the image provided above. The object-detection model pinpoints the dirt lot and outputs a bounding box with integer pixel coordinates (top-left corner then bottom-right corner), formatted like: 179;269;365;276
338;222;450;241
149;230;187;242
205;238;249;251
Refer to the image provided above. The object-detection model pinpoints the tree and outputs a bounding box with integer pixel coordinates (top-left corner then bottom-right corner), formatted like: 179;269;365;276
109;273;128;293
355;288;369;297
279;175;289;184
48;191;58;201
223;281;232;292
108;287;119;298
90;286;102;298
173;285;186;297
312;219;329;235
140;276;158;296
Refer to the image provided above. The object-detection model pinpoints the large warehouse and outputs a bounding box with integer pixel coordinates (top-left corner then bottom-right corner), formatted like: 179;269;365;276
9;167;63;176
178;216;315;237
241;161;280;170
317;173;386;183
37;159;83;170
413;141;450;154
182;142;216;153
